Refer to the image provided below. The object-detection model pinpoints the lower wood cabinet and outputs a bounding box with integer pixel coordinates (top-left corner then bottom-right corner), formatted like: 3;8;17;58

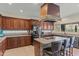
7;37;18;49
6;36;32;49
0;36;32;55
24;36;32;45
0;39;7;56
0;43;3;56
18;37;25;47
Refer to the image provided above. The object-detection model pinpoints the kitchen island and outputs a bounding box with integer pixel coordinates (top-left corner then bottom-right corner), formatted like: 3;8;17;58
34;32;79;56
34;37;69;56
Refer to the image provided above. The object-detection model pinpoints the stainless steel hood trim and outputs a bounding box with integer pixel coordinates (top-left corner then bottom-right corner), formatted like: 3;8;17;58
39;15;61;22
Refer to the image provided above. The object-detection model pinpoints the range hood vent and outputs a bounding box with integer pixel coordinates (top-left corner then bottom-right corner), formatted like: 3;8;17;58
40;15;61;22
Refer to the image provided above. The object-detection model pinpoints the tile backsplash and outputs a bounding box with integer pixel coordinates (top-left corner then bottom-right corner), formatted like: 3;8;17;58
3;30;31;35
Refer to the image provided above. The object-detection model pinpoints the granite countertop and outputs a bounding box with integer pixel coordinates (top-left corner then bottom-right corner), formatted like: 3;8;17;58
34;37;69;44
0;37;7;43
52;32;79;37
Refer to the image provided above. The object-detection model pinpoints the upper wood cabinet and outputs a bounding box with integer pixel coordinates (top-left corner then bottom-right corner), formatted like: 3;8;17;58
13;18;21;30
19;19;25;30
40;3;60;17
24;20;32;30
0;15;2;29
2;16;32;30
2;16;14;30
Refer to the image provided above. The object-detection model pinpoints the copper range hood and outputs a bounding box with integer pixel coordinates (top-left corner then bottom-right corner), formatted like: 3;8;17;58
40;3;61;22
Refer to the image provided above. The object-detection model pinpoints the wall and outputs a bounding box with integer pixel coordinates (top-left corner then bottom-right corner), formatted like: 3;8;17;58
54;22;61;32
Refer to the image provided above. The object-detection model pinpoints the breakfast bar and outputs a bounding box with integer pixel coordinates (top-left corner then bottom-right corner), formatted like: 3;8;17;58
34;36;70;56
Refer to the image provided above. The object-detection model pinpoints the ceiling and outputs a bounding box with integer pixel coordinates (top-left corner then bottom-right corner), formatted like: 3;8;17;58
0;3;79;19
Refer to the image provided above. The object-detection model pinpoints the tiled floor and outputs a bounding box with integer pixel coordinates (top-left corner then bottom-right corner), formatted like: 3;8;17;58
4;45;35;56
3;45;79;56
73;48;79;56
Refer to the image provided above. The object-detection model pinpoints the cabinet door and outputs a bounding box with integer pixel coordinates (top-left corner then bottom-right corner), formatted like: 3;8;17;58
7;38;12;49
6;36;32;49
10;19;14;30
24;20;32;30
2;39;7;52
0;16;2;29
6;17;14;30
2;17;6;29
2;17;13;30
28;21;32;30
19;37;25;47
0;39;7;56
14;19;20;30
7;37;18;49
12;37;18;48
5;17;11;30
2;17;8;30
25;36;32;45
0;43;3;56
24;21;29;30
19;20;25;30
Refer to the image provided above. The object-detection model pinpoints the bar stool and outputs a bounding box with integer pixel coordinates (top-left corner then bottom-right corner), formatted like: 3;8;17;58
69;36;75;56
43;40;63;56
61;37;70;56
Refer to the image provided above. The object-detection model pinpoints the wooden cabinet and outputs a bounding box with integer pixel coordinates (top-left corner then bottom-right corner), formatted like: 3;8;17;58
10;19;14;30
13;19;20;30
19;20;25;30
7;38;14;49
34;40;40;56
6;36;32;49
25;36;32;45
2;39;7;52
2;17;14;30
2;17;6;29
0;39;7;56
0;15;2;29
24;20;32;30
18;37;25;47
2;16;32;30
0;43;3;56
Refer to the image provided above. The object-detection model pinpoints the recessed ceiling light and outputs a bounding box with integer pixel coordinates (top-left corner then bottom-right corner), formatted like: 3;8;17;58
33;3;38;5
20;9;23;13
8;3;12;5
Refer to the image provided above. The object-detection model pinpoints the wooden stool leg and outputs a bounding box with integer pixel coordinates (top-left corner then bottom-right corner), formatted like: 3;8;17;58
71;48;73;56
69;48;71;56
69;48;73;56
